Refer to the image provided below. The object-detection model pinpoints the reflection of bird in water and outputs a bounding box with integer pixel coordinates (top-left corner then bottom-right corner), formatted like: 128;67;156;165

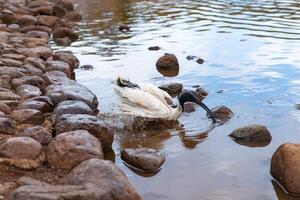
114;76;216;123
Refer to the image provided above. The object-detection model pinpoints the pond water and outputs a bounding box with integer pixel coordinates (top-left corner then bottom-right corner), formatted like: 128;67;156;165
52;0;300;199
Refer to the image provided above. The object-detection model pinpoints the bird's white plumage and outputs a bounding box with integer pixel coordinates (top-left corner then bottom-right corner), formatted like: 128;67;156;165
114;82;182;120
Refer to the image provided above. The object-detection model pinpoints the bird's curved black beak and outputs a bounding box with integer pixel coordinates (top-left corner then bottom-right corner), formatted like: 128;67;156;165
195;99;217;123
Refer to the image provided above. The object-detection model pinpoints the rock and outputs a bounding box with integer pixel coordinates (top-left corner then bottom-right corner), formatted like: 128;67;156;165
0;9;16;24
159;82;183;96
194;87;208;100
54;37;72;46
27;1;53;9
148;46;160;51
10;109;44;125
0;58;23;67
196;58;204;64
46;60;72;78
121;148;166;172
43;70;69;85
23;37;48;48
186;55;197;60
30;46;53;60
27;96;54;108
46;130;103;169
18;15;37;27
31;5;53;16
80;64;94;70
0;102;11;114
11;76;46;90
46;80;98;109
0;182;17;195
15;85;41;99
19;126;52;145
0;89;21;101
21;64;44;76
23;57;46;71
25;31;49;41
17;176;50;186
56;0;74;11
16;100;52;113
271;143;300;195
65;158;141;200
0;137;42;159
63;11;82;22
0;117;17;135
119;24;130;32
36;15;58;28
55;114;113;151
53;51;79;70
0;78;12;89
156;53;179;70
229;125;271;141
20;25;51;36
53;5;66;17
2;54;26;61
53;27;78;42
184;102;198;113
209;106;234;122
0;67;26;79
1;100;19;110
156;67;179;77
52;100;94;123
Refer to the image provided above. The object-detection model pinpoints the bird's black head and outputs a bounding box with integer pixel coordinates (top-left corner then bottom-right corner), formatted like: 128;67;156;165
179;91;216;123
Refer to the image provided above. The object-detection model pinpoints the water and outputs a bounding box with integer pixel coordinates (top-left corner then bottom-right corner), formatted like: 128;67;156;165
52;0;300;199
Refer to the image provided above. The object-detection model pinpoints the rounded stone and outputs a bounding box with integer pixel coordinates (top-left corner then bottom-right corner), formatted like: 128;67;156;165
15;85;42;99
159;82;183;97
19;126;52;145
18;15;37;27
10;109;44;125
229;124;271;141
156;53;179;70
209;106;234;122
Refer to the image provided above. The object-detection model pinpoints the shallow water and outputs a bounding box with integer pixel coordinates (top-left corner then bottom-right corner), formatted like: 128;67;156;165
53;0;300;199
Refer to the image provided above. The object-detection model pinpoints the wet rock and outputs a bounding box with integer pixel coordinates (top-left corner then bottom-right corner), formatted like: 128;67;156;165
209;106;234;122
184;102;198;113
121;148;166;172
46;130;103;169
20;126;52;145
25;31;49;41
10;109;44;125
53;51;79;70
0;58;23;68
55;114;113;151
53;27;78;42
23;37;48;48
52;100;94;123
21;64;44;76
53;5;66;17
80;64;94;70
186;55;197;60
0;137;42;159
30;46;52;60
119;24;130;32
194;87;208;101
156;67;179;77
46;60;72;78
43;70;69;85
46;80;98;109
148;46;160;51
36;15;58;28
156;53;179;70
0;117;17;135
229;125;271;141
63;11;82;22
11;75;46;90
0;67;26;79
0;102;11;114
18;15;37;27
16;100;52;113
23;57;46;71
2;54;26;61
196;58;204;64
271;143;300;195
65;158;141;200
159;82;183;96
54;37;72;46
0;89;21;101
20;25;51;36
15;85;41;99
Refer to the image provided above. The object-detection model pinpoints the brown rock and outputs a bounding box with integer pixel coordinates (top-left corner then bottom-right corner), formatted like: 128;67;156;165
1;100;19;110
20;126;52;145
20;25;51;36
194;87;208;100
52;51;79;70
18;15;37;27
11;75;46;90
36;15;58;28
2;54;26;61
159;82;183;96
156;53;179;70
53;27;78;42
63;11;82;22
0;89;21;101
0;117;17;135
0;182;17;195
229;125;271;141
46;130;103;169
16;100;51;113
27;96;54;108
65;158;141;200
56;0;74;11
0;78;12;90
0;58;23;68
0;9;16;24
46;60;72;78
184;102;198;113
23;57;46;71
53;36;72;46
209;106;234;122
271;143;300;195
23;37;48;48
0;102;11;114
53;5;66;17
27;1;53;9
0;67;26;79
25;31;49;41
31;5;53;16
0;137;42;159
21;64;44;76
10;109;44;125
121;148;166;172
30;46;52;60
43;70;69;85
55;114;113;151
15;85;41;99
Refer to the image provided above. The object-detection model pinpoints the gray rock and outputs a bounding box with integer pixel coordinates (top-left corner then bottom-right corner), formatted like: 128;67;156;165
15;85;41;99
0;137;42;159
46;130;103;169
55;114;113;151
184;102;198;113
20;126;52;145
121;148;166;172
16;100;52;113
21;64;44;76
0;78;12;89
229;124;271;141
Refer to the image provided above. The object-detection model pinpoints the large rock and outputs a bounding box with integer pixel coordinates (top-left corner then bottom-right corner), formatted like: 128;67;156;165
159;82;183;97
15;85;41;99
0;67;26;79
46;130;103;169
23;37;48;48
55;114;113;151
16;100;52;113
0;137;42;159
209;105;234;122
271;143;300;195
53;27;78;42
52;51;79;70
45;60;72;78
0;78;12;89
11;76;46;90
36;15;58;28
229;125;271;141
21;64;44;76
0;117;17;135
46;80;98;109
0;102;11;114
29;46;52;60
43;70;69;85
23;57;46;71
30;5;53;16
10;109;44;125
121;148;166;172
65;158;141;200
20;126;52;145
156;53;179;70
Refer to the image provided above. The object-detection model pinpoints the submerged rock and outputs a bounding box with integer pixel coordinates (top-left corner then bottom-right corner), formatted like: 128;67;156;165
184;102;198;113
229;125;271;142
209;105;234;122
46;130;103;169
156;53;179;70
159;82;183;97
121;148;166;172
148;46;160;51
271;143;300;195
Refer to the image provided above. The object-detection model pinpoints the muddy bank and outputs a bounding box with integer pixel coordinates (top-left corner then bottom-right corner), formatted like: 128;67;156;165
0;0;140;199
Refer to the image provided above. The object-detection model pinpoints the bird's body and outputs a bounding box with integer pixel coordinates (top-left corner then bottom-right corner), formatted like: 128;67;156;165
114;77;216;122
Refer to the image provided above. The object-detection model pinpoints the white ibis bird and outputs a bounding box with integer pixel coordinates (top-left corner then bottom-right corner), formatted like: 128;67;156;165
114;77;216;123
